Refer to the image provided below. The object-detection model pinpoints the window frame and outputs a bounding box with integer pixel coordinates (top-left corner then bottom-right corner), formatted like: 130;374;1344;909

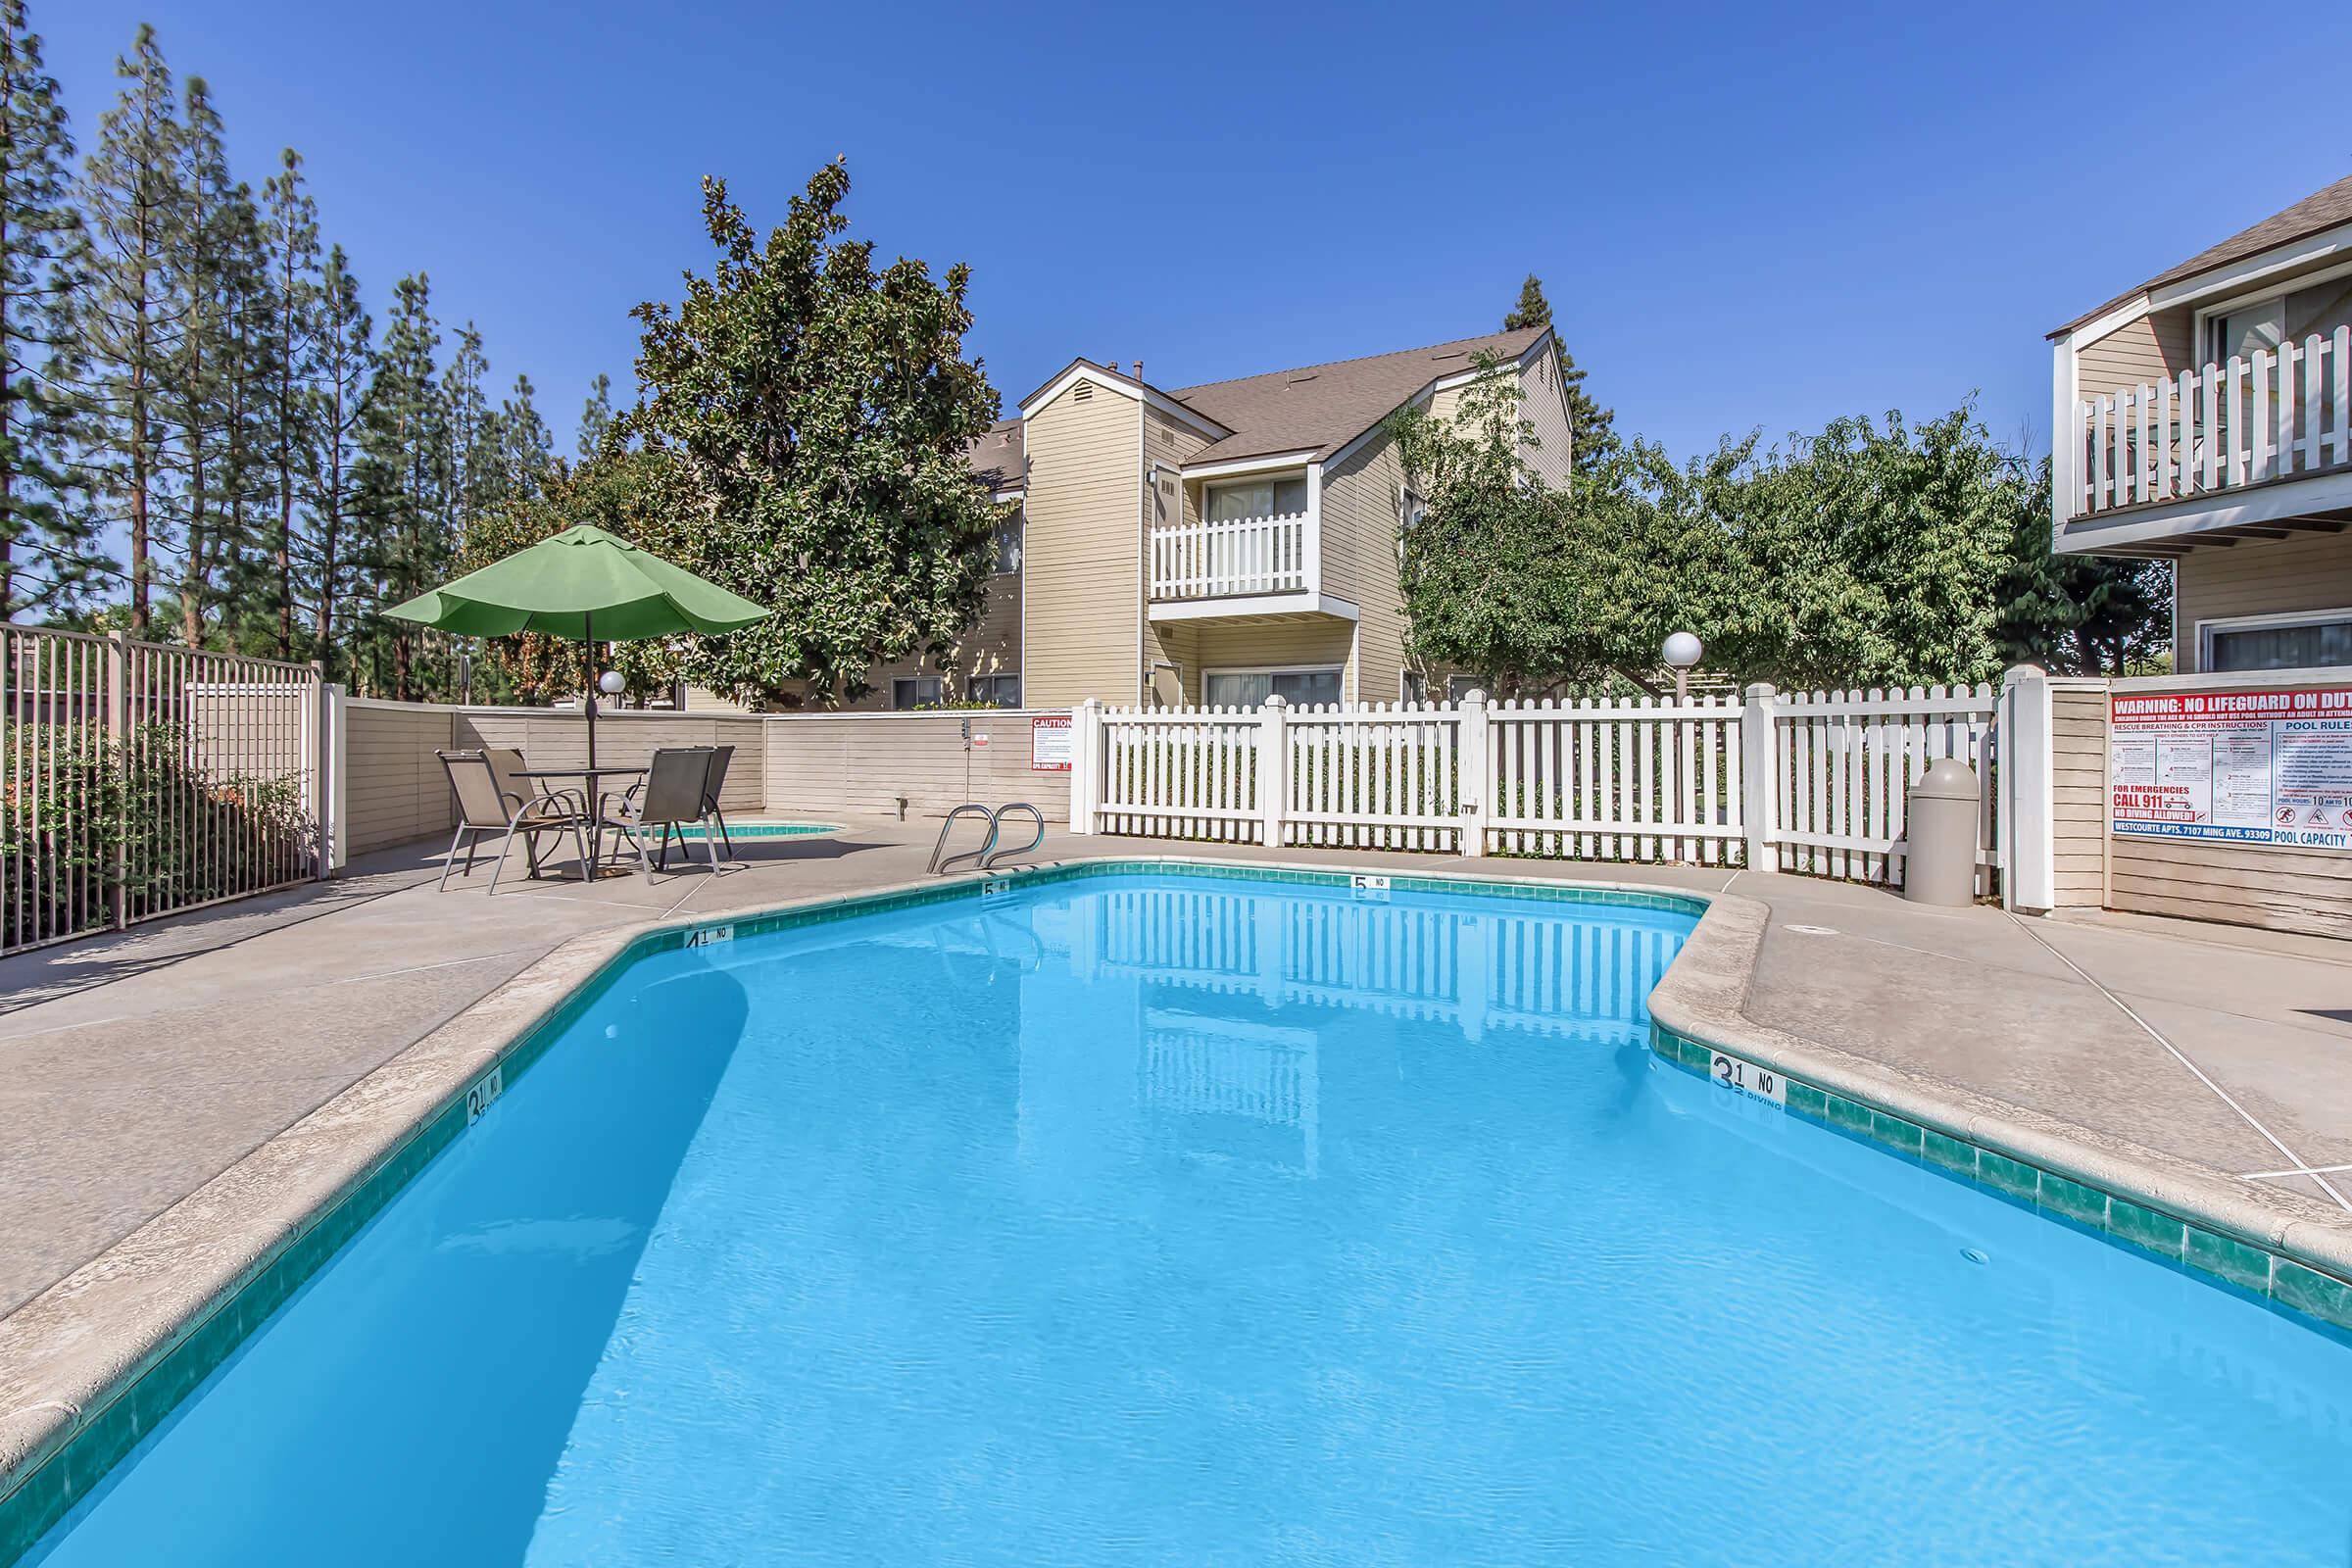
1203;662;1346;709
891;675;944;710
965;671;1022;708
990;515;1023;576
2192;255;2352;368
1203;472;1310;522
2197;607;2352;673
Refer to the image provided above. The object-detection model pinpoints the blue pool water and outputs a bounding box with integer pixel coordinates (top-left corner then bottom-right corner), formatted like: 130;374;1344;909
25;873;2352;1564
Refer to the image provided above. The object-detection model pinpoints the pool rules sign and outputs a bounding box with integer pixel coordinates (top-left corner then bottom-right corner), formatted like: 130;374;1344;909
2110;688;2352;849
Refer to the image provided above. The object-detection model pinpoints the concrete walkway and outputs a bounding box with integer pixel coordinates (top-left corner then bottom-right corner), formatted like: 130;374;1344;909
5;818;2351;1318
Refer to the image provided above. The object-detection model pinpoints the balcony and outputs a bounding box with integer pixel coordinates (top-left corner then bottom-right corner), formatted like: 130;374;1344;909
1149;511;1310;602
2072;326;2351;522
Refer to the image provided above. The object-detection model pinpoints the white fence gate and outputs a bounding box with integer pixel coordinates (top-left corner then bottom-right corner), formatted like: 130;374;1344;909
1071;668;2056;906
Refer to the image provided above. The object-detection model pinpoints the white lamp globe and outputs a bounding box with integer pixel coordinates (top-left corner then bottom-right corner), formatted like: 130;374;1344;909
598;669;625;696
1661;632;1703;670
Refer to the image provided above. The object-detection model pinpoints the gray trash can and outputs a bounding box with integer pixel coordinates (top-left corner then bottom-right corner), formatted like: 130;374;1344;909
1904;759;1981;906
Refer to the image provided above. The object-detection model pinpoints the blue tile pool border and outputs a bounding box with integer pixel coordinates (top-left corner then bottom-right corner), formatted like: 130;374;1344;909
1649;1025;2352;1342
0;859;1703;1561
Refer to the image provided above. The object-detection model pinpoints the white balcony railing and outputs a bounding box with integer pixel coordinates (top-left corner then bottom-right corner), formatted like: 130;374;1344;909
2075;325;2351;517
1150;511;1308;601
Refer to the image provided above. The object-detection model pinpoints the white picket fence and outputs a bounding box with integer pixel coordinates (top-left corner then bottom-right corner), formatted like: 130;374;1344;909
1070;671;2056;902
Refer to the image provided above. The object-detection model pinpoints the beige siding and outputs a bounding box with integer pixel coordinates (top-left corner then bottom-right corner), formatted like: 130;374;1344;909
1144;414;1218;704
1316;428;1410;701
1023;379;1143;707
2110;837;2352;939
449;710;767;811
2048;680;2110;908
2074;307;2193;402
761;711;1072;820
1520;345;1574;492
2174;531;2352;673
343;700;455;855
1186;618;1357;705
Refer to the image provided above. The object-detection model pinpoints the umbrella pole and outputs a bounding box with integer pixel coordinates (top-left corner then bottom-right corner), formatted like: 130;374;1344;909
583;610;598;772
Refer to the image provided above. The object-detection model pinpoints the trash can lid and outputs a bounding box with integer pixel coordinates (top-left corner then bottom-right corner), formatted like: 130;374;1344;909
1912;758;1981;800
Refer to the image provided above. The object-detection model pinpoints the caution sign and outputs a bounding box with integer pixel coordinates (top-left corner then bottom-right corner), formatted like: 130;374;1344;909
2111;688;2352;850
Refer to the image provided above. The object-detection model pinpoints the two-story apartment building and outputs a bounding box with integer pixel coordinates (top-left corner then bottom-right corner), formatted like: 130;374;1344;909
2050;173;2352;672
827;324;1574;710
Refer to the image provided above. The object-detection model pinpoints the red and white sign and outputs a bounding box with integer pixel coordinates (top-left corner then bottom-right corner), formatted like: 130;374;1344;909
2110;687;2352;850
1031;714;1073;772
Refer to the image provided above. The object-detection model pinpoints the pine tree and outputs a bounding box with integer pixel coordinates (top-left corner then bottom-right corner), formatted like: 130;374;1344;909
352;271;444;698
0;0;98;619
498;372;552;504
575;371;612;462
260;148;319;658
1502;271;1618;482
75;24;185;637
160;74;266;648
297;243;368;681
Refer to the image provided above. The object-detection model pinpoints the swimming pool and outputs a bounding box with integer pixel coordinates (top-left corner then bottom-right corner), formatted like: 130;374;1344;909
18;869;2352;1563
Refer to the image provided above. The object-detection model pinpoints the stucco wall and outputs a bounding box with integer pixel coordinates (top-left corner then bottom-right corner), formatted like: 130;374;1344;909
761;710;1073;821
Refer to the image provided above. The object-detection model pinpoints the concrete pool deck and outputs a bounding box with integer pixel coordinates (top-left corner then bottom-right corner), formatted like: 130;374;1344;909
6;814;2352;1334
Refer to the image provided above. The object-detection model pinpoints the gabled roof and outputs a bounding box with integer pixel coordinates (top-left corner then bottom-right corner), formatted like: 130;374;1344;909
2051;172;2352;338
1168;325;1552;466
961;418;1024;491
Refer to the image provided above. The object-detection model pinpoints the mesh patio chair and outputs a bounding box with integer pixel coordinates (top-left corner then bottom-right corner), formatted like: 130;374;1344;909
435;750;592;894
701;744;736;858
599;746;721;881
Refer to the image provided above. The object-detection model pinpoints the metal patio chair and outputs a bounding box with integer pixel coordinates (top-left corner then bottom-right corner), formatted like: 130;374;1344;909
701;744;736;858
599;746;722;880
434;750;592;894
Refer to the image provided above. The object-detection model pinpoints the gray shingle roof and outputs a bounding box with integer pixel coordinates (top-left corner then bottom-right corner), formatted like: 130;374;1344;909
1167;326;1551;464
961;418;1025;490
2051;172;2352;337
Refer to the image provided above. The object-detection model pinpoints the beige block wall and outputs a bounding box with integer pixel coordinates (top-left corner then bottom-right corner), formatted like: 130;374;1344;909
2174;531;2352;673
450;710;767;812
761;711;1072;820
343;700;455;855
2048;679;2110;909
1023;378;1143;708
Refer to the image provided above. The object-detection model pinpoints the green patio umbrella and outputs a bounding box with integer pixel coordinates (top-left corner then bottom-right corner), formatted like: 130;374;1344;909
386;523;768;766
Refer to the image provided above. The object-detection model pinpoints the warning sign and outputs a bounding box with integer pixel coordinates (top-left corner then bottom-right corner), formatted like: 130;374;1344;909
2110;688;2352;850
1031;714;1073;772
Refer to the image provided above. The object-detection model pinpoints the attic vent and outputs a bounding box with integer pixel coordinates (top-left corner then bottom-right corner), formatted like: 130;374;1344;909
1073;381;1094;402
1429;350;1466;362
1288;372;1319;385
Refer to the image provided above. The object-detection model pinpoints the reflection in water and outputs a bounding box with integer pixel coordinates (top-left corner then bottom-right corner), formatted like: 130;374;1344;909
1140;1007;1320;1175
1085;883;1685;1045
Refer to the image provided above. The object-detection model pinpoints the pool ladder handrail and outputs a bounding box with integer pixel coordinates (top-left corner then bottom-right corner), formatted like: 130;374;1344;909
926;802;1047;875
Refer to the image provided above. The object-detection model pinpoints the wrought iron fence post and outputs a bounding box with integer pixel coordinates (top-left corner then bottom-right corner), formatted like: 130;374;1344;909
106;631;129;932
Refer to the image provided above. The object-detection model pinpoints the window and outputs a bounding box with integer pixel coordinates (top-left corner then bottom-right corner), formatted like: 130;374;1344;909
892;675;943;710
967;672;1022;708
1205;475;1308;521
1402;671;1479;703
2203;612;2352;673
991;516;1023;575
1206;666;1343;708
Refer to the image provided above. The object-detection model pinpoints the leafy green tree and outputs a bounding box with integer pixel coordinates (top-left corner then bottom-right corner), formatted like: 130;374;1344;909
0;0;99;619
1501;270;1617;480
620;163;1004;705
75;24;184;637
1995;464;2171;675
351;271;445;697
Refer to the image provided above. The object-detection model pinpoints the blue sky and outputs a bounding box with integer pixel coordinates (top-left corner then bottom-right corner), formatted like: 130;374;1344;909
42;0;2352;465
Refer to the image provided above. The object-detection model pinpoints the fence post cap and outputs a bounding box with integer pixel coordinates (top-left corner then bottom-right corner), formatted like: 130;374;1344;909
1743;681;1778;698
1262;693;1288;709
1459;688;1487;706
2000;663;2048;688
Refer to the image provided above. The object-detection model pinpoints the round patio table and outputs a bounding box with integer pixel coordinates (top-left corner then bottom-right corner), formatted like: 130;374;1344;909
513;764;647;880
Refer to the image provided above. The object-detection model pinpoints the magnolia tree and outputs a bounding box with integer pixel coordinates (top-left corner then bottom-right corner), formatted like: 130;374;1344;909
616;163;1005;707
